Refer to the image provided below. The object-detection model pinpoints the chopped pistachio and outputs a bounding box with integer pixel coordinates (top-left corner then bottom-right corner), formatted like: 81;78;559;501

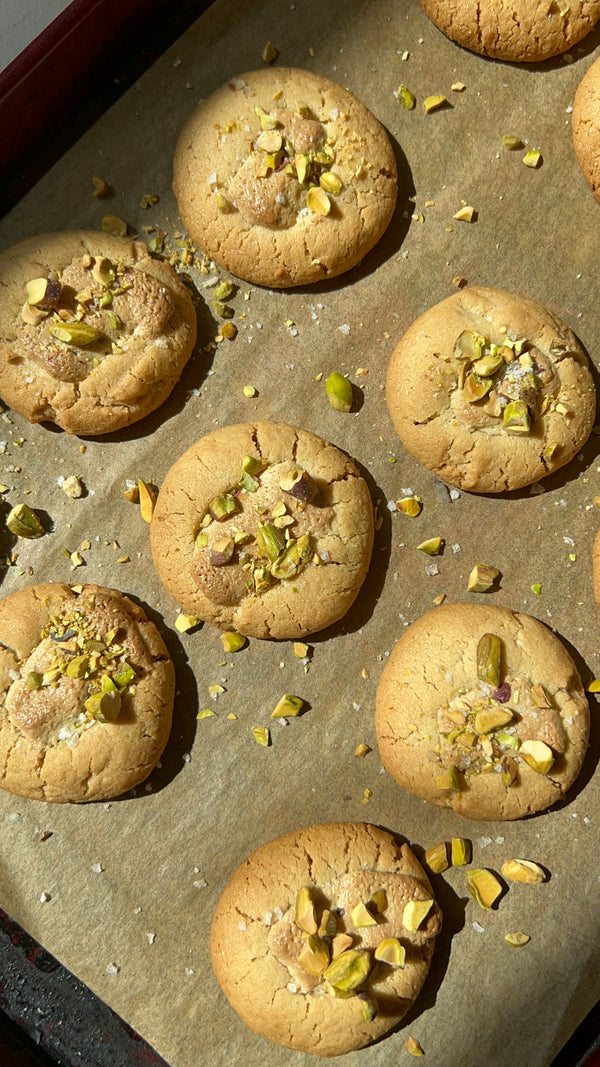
252;726;270;747
451;838;471;866
137;478;156;523
435;765;462;790
462;371;492;402
319;171;343;195
279;468;316;502
354;743;371;758
6;503;44;539
453;205;476;222
49;322;100;346
503;399;531;434
467;564;500;592
256;524;286;561
476;632;503;687
197;708;217;719
85;689;122;723
60;475;84;499
216;192;233;213
140;193;159;209
425;841;449;874
396;85;416;109
220;322;237;340
272;694;303;718
210;536;235;566
221;631;246;653
473;708;514;734
454;329;485;361
396;496;422;517
323;949;371;992
114;663;136;688
522;150;542;168
262;40;278;63
27;672;43;690
318;909;338;939
424;94;447;112
175;613;200;633
473;351;504;377
298;935;330;976
331;933;353;958
406;1036;425;1056
369;889;387;913
21;302;47;326
466;868;502;909
519;739;553;774
417;537;443;555
351;902;377;928
306;186;331;215
505;931;531;947
26;277;61;308
501;859;545;884
402;899;434;931
502;135;524;150
295;887;317;934
326;372;353;412
374;938;406;966
92;176;111;198
209;494;239;521
101;215;127;236
294;641;309;658
243;385;257;398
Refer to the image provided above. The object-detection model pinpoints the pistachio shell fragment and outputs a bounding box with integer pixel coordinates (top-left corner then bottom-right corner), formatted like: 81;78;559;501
466;868;502;909
501;859;545;884
402;899;434;932
6;503;45;539
298;935;330;976
505;931;531;947
295;887;317;935
451;838;471;866
467;564;500;592
425;842;449;874
351;902;377;928
323;949;371;992
519;738;554;775
374;938;406;966
326;371;353;412
271;694;303;718
477;632;502;687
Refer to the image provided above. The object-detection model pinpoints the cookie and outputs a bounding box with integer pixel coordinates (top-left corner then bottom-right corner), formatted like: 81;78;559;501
386;286;595;493
375;603;590;821
0;231;197;435
573;55;600;201
172;67;397;288
419;0;600;62
150;421;374;639
210;822;441;1056
0;583;175;802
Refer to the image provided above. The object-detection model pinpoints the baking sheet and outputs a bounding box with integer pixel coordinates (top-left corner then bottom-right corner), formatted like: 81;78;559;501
0;0;599;1063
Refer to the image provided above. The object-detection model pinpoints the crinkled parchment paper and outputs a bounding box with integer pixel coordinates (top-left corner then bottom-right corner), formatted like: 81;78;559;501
0;1;598;1064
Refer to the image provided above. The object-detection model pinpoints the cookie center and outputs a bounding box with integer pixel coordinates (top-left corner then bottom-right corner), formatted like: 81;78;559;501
16;255;175;382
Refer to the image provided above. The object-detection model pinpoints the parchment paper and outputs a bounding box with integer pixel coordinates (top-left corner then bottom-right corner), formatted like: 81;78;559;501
0;1;599;1064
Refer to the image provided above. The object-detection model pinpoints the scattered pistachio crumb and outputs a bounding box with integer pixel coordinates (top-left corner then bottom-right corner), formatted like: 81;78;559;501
252;725;271;746
92;176;111;198
453;205;476;222
243;385;258;398
197;708;217;720
424;94;447;113
355;743;371;758
396;496;422;517
361;668;369;679
175;613;200;633
102;215;127;236
140;194;159;209
406;1036;425;1056
531;583;542;595
262;41;278;64
396;85;416;109
451;81;466;91
523;150;542;169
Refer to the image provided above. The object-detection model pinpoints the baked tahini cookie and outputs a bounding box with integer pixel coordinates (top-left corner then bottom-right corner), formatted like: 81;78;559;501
419;0;600;62
573;55;600;201
173;68;397;287
0;583;175;802
0;232;197;435
151;421;374;639
386;287;595;493
376;604;589;821
211;822;441;1056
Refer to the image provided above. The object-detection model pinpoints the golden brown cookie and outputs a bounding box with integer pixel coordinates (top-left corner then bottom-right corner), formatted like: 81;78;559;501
0;231;197;435
0;583;175;802
210;822;441;1056
386;286;595;493
375;603;590;821
150;421;374;639
419;0;600;62
573;55;600;201
172;67;397;287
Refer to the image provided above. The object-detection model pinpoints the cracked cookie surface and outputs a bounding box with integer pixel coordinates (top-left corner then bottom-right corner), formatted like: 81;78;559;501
0;231;197;435
419;0;600;61
375;603;589;821
0;583;175;802
210;821;440;1056
386;286;595;493
573;55;600;201
172;67;397;287
150;421;374;639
